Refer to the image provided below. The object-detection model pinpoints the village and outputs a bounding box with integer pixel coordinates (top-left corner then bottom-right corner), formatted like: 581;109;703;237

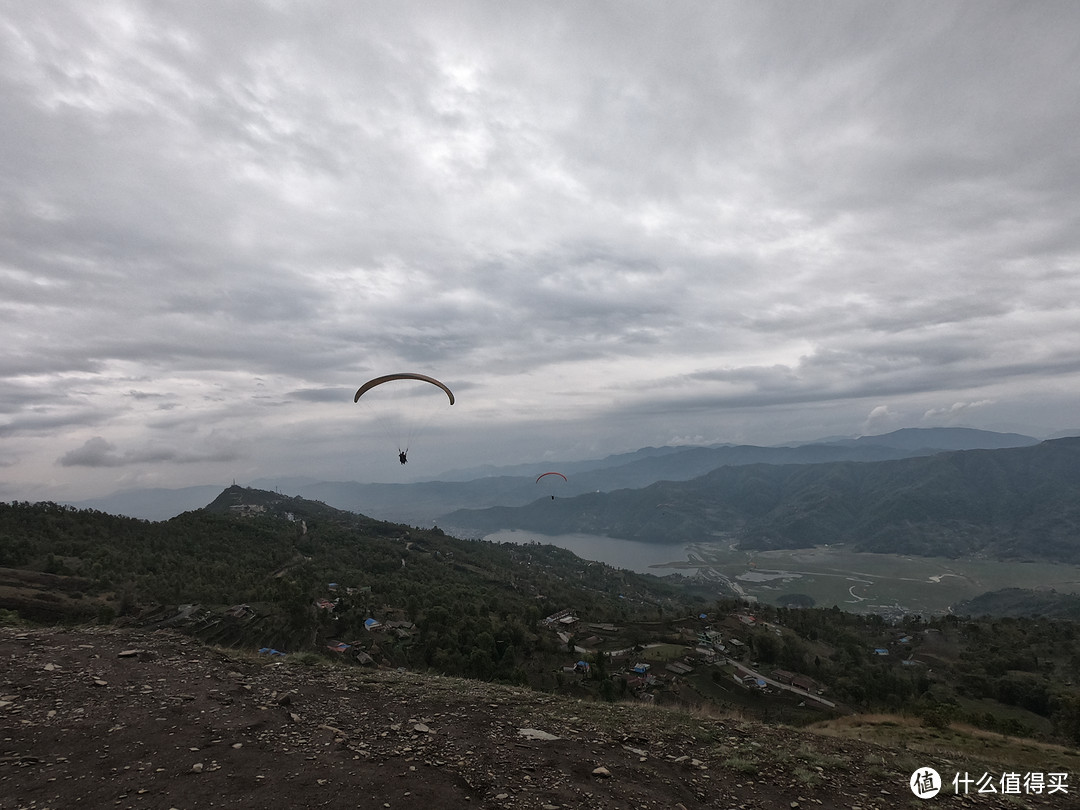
217;582;913;723
534;606;839;712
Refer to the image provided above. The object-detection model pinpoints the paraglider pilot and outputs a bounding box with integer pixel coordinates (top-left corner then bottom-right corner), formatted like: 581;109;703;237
398;450;408;465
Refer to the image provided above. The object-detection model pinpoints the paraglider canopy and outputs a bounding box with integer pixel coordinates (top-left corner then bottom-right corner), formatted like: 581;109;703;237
535;472;567;484
354;373;455;405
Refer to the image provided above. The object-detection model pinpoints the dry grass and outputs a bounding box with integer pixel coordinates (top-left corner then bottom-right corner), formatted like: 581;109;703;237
808;712;923;731
805;712;1080;776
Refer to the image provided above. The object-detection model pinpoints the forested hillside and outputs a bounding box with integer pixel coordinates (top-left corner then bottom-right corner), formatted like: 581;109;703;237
0;487;697;681
5;487;1080;747
443;438;1080;563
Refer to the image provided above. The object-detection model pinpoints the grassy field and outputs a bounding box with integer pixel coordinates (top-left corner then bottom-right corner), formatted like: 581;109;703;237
649;544;1080;617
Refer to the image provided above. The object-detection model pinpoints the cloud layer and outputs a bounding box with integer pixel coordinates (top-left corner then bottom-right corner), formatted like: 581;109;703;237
2;2;1079;500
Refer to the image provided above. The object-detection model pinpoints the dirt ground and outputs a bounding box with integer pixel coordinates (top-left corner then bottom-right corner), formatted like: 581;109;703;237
2;626;1076;809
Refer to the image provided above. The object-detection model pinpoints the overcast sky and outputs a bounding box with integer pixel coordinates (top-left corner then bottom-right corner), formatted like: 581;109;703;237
3;2;1080;501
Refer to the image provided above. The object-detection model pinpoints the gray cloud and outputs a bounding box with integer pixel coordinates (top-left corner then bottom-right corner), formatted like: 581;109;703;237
2;1;1079;500
59;436;241;468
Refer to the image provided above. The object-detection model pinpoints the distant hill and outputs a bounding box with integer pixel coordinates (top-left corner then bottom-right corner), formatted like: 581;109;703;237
952;588;1080;620
270;442;943;526
433;444;695;480
820;426;1039;451
61;428;1038;524
443;437;1080;564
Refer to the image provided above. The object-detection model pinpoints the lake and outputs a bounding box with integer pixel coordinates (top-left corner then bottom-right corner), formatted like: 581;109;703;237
483;530;1080;616
483;529;692;575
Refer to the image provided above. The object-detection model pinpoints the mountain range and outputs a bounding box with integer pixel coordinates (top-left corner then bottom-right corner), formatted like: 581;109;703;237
444;436;1080;564
66;427;1043;523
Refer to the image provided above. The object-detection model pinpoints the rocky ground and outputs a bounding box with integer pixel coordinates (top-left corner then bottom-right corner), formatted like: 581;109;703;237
2;626;1076;809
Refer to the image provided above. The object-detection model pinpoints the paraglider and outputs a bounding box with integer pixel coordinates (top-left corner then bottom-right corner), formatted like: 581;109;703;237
536;471;567;500
354;373;455;405
354;373;455;464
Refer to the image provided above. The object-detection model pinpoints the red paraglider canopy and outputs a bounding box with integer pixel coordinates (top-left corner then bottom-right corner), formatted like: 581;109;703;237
535;472;567;483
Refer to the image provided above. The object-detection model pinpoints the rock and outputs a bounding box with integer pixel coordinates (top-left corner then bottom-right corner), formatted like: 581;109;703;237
591;766;611;778
518;728;559;741
413;722;431;734
117;649;141;658
191;763;204;773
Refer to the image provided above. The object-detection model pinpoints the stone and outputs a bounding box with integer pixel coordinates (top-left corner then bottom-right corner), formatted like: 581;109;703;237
518;728;559;741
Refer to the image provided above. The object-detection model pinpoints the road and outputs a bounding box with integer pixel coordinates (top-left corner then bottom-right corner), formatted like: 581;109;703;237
725;658;837;708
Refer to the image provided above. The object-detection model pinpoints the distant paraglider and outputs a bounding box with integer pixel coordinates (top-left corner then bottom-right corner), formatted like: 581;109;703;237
536;471;567;500
354;373;455;464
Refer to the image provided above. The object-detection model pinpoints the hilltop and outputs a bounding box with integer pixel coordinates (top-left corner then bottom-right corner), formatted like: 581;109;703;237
3;625;1077;809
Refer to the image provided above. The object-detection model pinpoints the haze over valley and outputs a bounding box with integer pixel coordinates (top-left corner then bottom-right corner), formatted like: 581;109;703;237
61;427;1080;620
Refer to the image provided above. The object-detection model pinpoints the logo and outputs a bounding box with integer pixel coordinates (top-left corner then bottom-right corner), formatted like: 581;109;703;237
911;767;942;798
